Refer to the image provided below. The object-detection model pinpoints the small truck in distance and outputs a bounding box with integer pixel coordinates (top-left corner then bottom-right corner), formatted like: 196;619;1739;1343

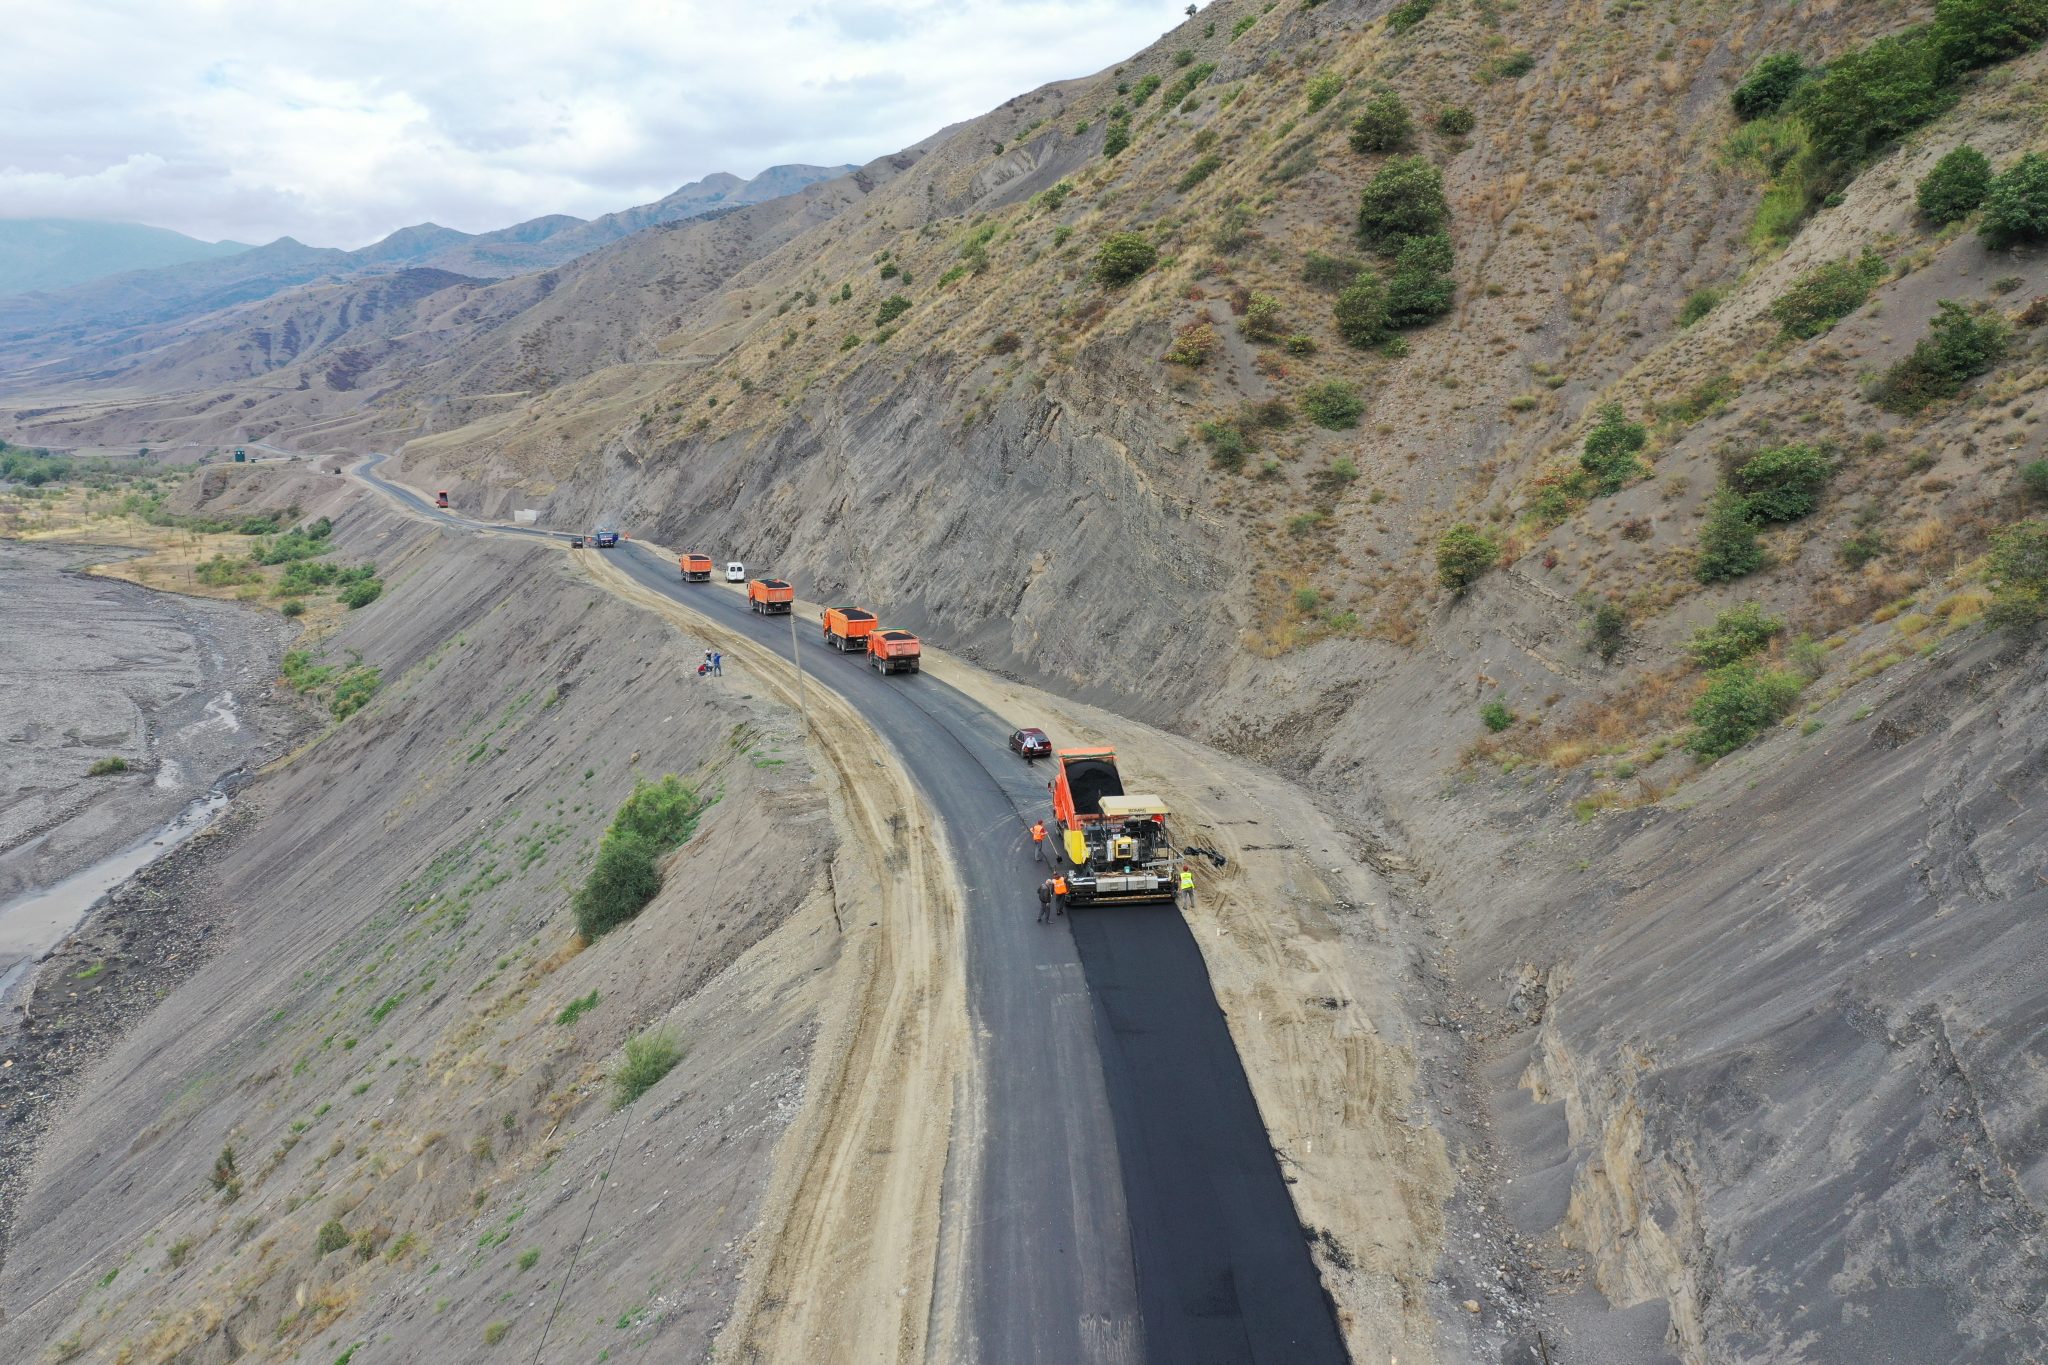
680;554;714;582
748;578;794;615
867;629;921;674
823;606;877;652
435;490;450;508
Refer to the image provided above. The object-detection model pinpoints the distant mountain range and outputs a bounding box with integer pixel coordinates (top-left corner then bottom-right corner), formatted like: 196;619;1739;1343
0;164;855;341
0;220;250;298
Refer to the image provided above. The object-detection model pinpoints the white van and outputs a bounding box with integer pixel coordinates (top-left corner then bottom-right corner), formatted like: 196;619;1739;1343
725;561;745;582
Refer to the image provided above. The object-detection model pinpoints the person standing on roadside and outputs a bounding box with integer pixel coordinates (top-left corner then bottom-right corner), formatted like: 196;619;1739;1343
1037;878;1054;923
1052;872;1068;917
1179;864;1195;909
1030;819;1047;862
712;650;723;676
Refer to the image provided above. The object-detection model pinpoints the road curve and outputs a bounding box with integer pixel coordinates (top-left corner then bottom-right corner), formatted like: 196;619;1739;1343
355;457;1347;1365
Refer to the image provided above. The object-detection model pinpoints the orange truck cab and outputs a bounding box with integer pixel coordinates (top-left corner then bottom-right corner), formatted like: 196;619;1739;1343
679;553;714;582
823;606;877;652
747;578;794;615
866;629;921;674
1048;747;1177;905
435;490;450;507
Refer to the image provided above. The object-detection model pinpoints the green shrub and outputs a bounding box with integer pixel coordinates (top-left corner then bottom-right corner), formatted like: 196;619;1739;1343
1793;32;1956;179
1131;73;1163;105
1242;294;1285;341
1388;0;1434;32
1284;333;1318;354
88;756;128;776
329;667;380;720
1164;62;1217;110
1588;601;1628;662
876;295;912;326
1199;421;1250;471
1731;443;1831;521
1384;231;1455;326
840;334;862;351
1578;402;1648;494
1436;105;1475;135
613;1028;684;1108
195;554;258;587
1687;662;1804;759
339;579;383;609
1333;270;1391;347
573;776;710;940
1436;524;1499;592
1177;154;1224;192
1036;181;1074;212
1687;602;1784;668
1678;286;1725;327
280;599;306;618
1164;321;1218;365
1839;528;1887;568
555;990;600;1026
1872;300;2009;413
1918;145;1994;225
1102;118;1132;157
2020;458;2048;502
879;262;899;280
1932;0;2048;70
1349;92;1413;153
1233;14;1258;38
1357;156;1448;252
1173;47;1194;68
316;1220;350;1256
1981;151;2048;247
1304;71;1343;111
483;1322;510;1346
1696;486;1765;582
1769;250;1884;338
1093;232;1158;286
1300;381;1365;430
1303;249;1365;290
1984;518;2048;628
1731;52;1808;120
1660;373;1738;425
1490;49;1536;80
1479;701;1513;731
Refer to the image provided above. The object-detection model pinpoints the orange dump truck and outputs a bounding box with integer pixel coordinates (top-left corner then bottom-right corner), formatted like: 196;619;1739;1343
867;629;921;675
747;578;794;615
679;553;714;582
823;606;877;652
1048;747;1177;906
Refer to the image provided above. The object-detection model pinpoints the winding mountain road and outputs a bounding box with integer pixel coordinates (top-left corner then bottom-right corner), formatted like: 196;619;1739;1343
355;457;1347;1365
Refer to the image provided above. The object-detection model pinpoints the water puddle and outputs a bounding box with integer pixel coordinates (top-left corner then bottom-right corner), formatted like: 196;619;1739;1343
0;788;232;999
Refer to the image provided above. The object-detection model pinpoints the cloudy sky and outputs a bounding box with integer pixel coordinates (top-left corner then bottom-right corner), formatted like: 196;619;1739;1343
5;0;1189;249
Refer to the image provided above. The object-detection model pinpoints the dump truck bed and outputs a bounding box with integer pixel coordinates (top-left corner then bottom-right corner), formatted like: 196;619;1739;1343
867;629;921;674
824;606;878;651
747;578;794;614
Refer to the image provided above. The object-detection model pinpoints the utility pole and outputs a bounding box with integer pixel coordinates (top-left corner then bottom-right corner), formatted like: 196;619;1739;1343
788;603;811;734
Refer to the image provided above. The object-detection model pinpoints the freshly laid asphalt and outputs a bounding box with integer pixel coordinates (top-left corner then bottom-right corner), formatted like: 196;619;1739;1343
358;459;1347;1365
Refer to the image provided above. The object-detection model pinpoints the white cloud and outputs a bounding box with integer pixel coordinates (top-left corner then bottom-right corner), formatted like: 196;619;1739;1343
0;0;1188;248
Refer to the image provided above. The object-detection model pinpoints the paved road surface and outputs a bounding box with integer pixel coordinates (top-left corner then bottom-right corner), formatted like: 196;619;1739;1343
356;458;1347;1365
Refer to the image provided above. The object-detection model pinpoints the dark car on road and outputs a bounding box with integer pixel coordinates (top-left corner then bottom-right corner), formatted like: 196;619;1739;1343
1008;727;1052;762
569;535;586;549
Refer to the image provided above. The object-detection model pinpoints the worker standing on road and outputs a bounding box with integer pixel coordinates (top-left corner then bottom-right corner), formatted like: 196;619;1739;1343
1037;878;1054;923
712;650;723;676
1052;873;1068;917
1179;864;1196;908
1030;820;1047;861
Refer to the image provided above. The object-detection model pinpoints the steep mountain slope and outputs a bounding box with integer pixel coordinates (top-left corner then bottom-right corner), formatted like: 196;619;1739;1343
0;218;247;297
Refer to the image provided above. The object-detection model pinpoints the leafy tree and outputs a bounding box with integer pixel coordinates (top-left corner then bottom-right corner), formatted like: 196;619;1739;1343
1349;92;1414;153
1873;300;2010;412
1436;105;1475;135
1918;145;1993;224
1731;443;1831;521
1792;33;1956;179
1300;381;1366;429
1696;486;1765;582
1769;251;1885;338
1984;519;2048;627
1687;663;1804;759
1588;601;1628;662
1578;403;1648;493
1687;602;1785;668
1731;52;1808;120
1384;231;1455;326
1102;117;1132;157
1980;151;2048;247
1932;0;2048;70
1332;270;1391;347
1093;232;1158;286
1356;156;1449;252
1436;524;1499;593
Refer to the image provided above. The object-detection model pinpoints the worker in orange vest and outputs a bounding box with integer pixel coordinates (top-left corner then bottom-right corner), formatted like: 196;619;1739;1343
1030;819;1047;861
1051;873;1068;917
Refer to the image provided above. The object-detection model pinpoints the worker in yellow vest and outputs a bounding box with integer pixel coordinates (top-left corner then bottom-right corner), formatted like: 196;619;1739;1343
1179;865;1195;908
